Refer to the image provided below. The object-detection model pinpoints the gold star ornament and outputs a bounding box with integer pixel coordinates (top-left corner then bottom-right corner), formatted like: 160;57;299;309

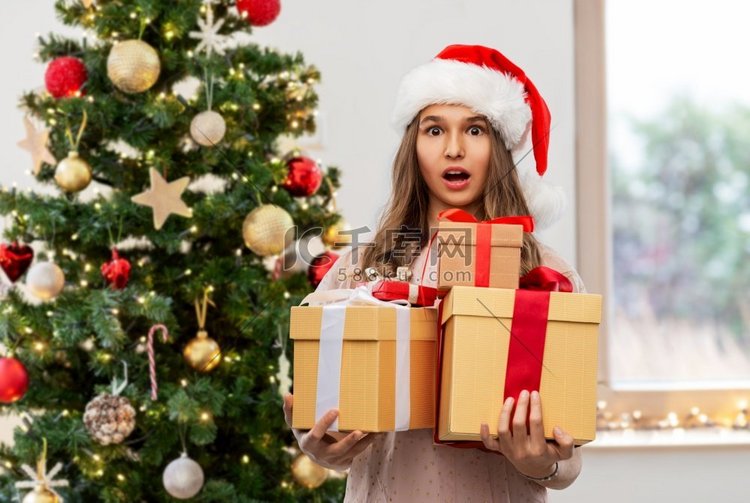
17;116;57;175
131;168;193;230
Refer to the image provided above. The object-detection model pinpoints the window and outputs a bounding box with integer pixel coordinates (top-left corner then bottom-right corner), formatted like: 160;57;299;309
575;0;750;431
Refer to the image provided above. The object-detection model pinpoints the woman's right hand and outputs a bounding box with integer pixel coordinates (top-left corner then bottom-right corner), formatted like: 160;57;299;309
283;394;377;471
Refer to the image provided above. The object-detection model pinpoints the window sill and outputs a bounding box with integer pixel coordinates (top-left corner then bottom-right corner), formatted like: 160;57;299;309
588;428;750;449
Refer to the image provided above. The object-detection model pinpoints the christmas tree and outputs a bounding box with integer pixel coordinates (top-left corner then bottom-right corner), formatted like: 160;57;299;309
0;0;347;500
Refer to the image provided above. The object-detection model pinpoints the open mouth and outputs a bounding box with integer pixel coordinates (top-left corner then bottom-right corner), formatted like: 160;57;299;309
443;171;470;182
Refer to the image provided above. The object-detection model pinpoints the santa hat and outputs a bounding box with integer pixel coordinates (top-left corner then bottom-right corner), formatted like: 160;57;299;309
391;44;565;228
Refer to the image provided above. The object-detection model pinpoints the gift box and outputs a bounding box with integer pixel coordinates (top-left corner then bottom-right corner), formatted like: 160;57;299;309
436;272;601;445
291;287;437;432
435;209;533;293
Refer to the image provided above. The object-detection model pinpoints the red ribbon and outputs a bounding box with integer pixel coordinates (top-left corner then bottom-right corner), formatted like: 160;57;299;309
433;266;572;448
371;280;437;307
437;209;534;288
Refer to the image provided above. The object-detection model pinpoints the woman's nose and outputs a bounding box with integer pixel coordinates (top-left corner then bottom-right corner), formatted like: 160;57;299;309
443;132;464;159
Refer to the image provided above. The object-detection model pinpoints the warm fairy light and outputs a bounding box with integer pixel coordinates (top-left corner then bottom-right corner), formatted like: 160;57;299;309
290;120;299;129
269;376;276;384
92;454;101;462
690;406;700;416
4;461;11;469
117;473;126;482
94;203;102;211
283;291;290;299
146;149;155;159
139;404;147;412
80;280;89;287
95;469;104;477
84;263;92;272
62;410;69;417
200;412;211;422
187;50;194;58
48;118;57;126
100;353;112;363
139;336;146;343
165;30;175;40
46;311;54;317
300;202;309;210
231;172;239;180
185;269;192;276
190;225;199;234
252;103;261;111
137;296;146;304
129;12;137;19
667;412;679;427
242;455;250;464
207;285;215;293
270;186;278;193
280;481;289;489
111;308;119;315
34;342;45;352
180;379;188;387
24;327;33;334
235;248;242;257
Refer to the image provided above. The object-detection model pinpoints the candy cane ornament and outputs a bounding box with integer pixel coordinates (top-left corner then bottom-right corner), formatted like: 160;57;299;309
147;324;169;400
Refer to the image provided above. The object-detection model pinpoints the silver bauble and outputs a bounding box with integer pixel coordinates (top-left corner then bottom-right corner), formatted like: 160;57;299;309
163;454;205;499
190;111;226;147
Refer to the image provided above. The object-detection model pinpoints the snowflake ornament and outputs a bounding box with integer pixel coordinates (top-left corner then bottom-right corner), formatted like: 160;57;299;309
189;6;227;56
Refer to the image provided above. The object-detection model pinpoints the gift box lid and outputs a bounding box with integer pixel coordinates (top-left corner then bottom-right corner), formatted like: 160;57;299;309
440;286;601;325
291;306;438;341
437;221;523;248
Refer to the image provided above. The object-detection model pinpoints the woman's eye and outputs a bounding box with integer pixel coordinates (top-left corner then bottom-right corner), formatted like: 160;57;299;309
468;126;484;135
427;126;441;136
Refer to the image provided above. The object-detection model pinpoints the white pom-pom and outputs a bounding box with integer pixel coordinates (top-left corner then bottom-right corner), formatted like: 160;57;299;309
520;173;567;229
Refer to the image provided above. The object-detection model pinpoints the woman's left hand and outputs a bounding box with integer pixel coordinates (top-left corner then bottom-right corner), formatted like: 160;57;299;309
479;389;575;479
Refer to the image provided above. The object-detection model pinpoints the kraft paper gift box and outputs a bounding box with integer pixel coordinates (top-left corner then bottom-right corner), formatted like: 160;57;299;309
435;209;533;294
291;287;437;432
436;274;602;445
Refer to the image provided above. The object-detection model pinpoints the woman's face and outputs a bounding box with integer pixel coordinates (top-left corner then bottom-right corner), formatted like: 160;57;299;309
415;104;492;213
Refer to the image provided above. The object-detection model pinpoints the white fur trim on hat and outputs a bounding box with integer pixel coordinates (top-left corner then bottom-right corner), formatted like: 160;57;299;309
391;59;532;150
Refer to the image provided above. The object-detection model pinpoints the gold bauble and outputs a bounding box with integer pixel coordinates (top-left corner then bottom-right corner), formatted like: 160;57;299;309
22;486;60;503
107;40;161;93
291;453;328;489
322;219;352;249
190;111;226;147
26;261;65;301
54;151;92;193
242;205;294;257
183;330;221;372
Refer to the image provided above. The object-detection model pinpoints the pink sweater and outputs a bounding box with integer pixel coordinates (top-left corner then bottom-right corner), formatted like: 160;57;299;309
314;240;585;502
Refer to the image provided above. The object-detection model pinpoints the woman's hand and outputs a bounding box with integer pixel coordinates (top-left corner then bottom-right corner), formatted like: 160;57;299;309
283;394;377;471
479;389;575;479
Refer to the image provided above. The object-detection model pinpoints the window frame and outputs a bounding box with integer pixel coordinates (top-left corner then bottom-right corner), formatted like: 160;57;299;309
573;0;750;429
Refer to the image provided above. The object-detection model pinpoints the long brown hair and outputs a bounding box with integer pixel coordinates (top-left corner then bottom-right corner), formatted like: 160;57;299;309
360;115;542;278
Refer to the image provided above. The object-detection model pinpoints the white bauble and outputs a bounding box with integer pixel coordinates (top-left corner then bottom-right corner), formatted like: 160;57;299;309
163;454;204;499
190;111;226;147
26;262;65;300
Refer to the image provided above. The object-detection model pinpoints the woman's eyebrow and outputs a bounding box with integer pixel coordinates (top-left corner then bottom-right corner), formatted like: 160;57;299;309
419;115;486;125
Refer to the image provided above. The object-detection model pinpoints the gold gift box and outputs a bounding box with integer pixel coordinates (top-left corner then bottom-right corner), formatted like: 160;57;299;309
291;306;437;432
436;221;523;293
438;286;601;445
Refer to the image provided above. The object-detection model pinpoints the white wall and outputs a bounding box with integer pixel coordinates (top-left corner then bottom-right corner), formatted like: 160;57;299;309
2;2;747;502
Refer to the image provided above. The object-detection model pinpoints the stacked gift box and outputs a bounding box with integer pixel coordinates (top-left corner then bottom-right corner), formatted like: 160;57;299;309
290;209;601;445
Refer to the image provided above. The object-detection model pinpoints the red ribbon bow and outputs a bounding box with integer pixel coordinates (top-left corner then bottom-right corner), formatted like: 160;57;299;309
437;209;534;288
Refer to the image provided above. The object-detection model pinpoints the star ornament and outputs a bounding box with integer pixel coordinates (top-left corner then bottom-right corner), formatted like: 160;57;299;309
131;168;193;230
189;6;227;56
17;116;57;175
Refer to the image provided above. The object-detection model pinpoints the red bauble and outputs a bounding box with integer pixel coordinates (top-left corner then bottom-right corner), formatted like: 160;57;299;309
282;157;322;197
101;248;131;289
45;56;88;98
307;250;339;289
0;357;29;404
0;242;34;283
237;0;281;26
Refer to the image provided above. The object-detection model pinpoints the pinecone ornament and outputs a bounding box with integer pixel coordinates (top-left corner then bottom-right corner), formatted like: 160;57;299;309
83;393;136;445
